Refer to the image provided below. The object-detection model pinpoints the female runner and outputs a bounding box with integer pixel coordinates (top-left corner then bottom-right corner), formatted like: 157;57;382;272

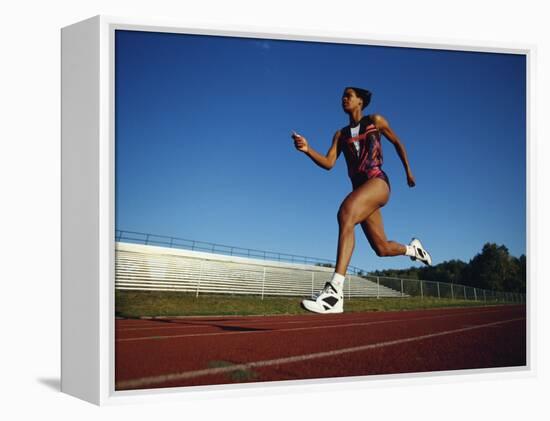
293;87;432;314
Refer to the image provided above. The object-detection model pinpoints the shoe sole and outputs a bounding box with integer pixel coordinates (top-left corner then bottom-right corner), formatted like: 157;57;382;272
301;300;343;314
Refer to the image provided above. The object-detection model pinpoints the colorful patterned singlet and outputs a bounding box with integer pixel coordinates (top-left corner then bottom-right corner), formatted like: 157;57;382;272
339;115;390;191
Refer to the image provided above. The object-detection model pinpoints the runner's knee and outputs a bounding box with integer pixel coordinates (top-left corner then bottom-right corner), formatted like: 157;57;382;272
337;203;356;229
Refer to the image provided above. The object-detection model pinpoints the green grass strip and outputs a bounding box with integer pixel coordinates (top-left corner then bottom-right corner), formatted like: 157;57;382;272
115;290;514;318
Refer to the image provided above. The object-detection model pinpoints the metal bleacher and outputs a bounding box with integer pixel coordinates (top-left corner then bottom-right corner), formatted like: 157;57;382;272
115;242;404;299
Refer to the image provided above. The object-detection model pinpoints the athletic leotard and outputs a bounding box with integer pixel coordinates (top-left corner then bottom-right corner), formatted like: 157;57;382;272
339;115;390;191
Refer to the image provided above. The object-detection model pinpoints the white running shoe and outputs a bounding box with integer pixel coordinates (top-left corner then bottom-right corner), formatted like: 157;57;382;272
301;282;344;314
409;238;432;266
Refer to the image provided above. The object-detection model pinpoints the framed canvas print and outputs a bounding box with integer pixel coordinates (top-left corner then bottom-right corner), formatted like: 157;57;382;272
61;15;532;405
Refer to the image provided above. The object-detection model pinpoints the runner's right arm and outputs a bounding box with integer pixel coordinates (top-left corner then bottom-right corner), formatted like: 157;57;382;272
292;130;341;170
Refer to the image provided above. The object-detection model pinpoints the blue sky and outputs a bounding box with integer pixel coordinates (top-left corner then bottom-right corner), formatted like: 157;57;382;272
115;30;526;271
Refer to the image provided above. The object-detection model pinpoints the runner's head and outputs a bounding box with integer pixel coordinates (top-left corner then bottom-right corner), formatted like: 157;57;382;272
342;87;371;113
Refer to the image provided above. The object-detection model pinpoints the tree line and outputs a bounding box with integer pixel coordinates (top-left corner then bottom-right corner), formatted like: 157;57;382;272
369;243;526;293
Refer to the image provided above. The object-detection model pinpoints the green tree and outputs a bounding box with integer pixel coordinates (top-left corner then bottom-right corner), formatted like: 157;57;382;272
315;263;335;268
467;243;513;291
502;254;526;293
370;243;525;293
419;259;467;284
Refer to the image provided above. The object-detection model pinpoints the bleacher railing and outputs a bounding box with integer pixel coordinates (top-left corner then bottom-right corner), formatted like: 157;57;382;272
116;229;367;275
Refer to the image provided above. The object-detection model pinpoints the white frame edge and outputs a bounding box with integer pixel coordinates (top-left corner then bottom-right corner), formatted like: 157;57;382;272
61;15;101;404
60;14;535;406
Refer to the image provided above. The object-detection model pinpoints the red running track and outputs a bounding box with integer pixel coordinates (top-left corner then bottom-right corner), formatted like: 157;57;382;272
115;305;526;391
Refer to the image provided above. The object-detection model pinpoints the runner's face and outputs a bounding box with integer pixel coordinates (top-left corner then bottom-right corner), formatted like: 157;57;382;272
342;89;363;113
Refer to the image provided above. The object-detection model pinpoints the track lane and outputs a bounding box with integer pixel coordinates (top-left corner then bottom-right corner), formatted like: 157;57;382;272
115;305;526;390
115;305;521;339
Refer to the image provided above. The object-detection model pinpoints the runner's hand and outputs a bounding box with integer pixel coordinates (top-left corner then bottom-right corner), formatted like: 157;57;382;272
407;171;416;187
292;131;309;153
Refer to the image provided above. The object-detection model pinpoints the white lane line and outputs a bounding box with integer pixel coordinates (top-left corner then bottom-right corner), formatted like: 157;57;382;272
116;308;520;342
116;306;520;332
116;317;524;389
118;325;216;332
116;316;416;332
117;319;346;332
115;308;509;332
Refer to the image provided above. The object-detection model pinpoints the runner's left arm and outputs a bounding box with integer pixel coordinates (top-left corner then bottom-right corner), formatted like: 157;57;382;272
372;114;416;187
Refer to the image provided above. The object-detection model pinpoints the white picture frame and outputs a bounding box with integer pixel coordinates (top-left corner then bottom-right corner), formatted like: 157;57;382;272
61;15;533;406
